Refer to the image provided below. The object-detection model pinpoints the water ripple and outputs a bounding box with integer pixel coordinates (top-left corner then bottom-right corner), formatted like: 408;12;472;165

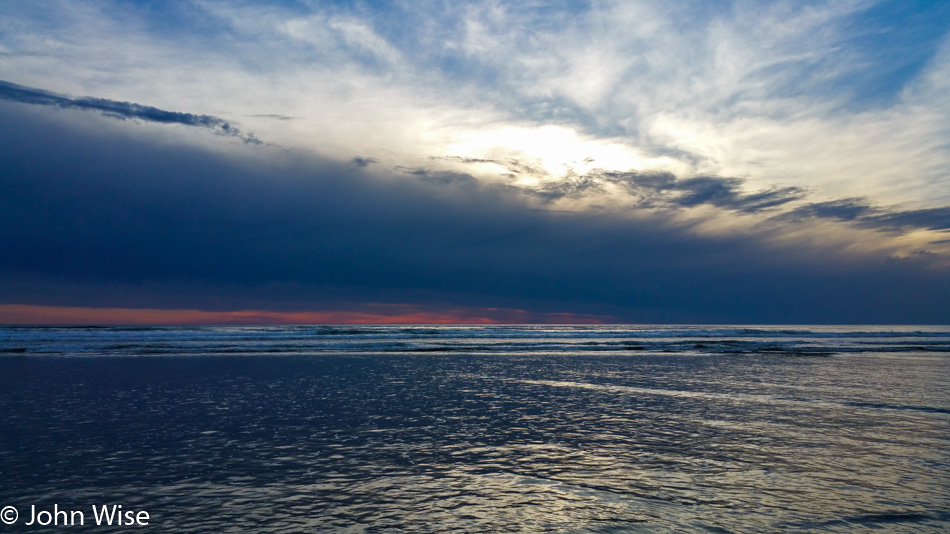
1;327;948;532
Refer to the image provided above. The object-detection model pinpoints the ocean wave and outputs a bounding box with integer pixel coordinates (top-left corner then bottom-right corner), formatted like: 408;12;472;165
3;325;950;357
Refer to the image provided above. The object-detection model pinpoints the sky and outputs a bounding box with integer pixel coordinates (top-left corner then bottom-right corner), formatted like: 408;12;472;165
1;0;949;324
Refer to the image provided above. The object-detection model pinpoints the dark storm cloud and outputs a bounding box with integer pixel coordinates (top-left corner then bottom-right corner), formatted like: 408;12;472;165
351;157;379;167
1;103;949;323
609;172;949;233
592;171;807;212
0;80;261;144
778;199;950;232
678;178;804;212
866;208;950;231
779;199;873;222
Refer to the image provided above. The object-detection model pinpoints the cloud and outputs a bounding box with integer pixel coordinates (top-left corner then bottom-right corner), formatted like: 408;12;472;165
1;2;949;324
251;114;297;121
442;0;950;203
0;79;261;144
435;155;949;239
595;172;807;213
1;103;948;324
0;74;944;247
351;156;378;167
3;0;948;208
779;199;874;223
779;199;950;232
867;208;950;232
437;159;950;235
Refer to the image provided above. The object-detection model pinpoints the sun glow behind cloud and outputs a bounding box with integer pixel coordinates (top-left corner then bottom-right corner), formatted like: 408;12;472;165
443;124;684;183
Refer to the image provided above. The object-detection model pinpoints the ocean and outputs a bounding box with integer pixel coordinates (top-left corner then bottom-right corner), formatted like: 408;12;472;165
1;325;948;532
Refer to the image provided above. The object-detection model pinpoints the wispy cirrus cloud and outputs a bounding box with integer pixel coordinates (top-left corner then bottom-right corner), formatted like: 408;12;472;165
449;0;950;203
2;1;947;206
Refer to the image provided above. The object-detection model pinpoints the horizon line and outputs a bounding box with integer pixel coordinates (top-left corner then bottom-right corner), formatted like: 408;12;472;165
0;304;612;326
0;304;945;327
